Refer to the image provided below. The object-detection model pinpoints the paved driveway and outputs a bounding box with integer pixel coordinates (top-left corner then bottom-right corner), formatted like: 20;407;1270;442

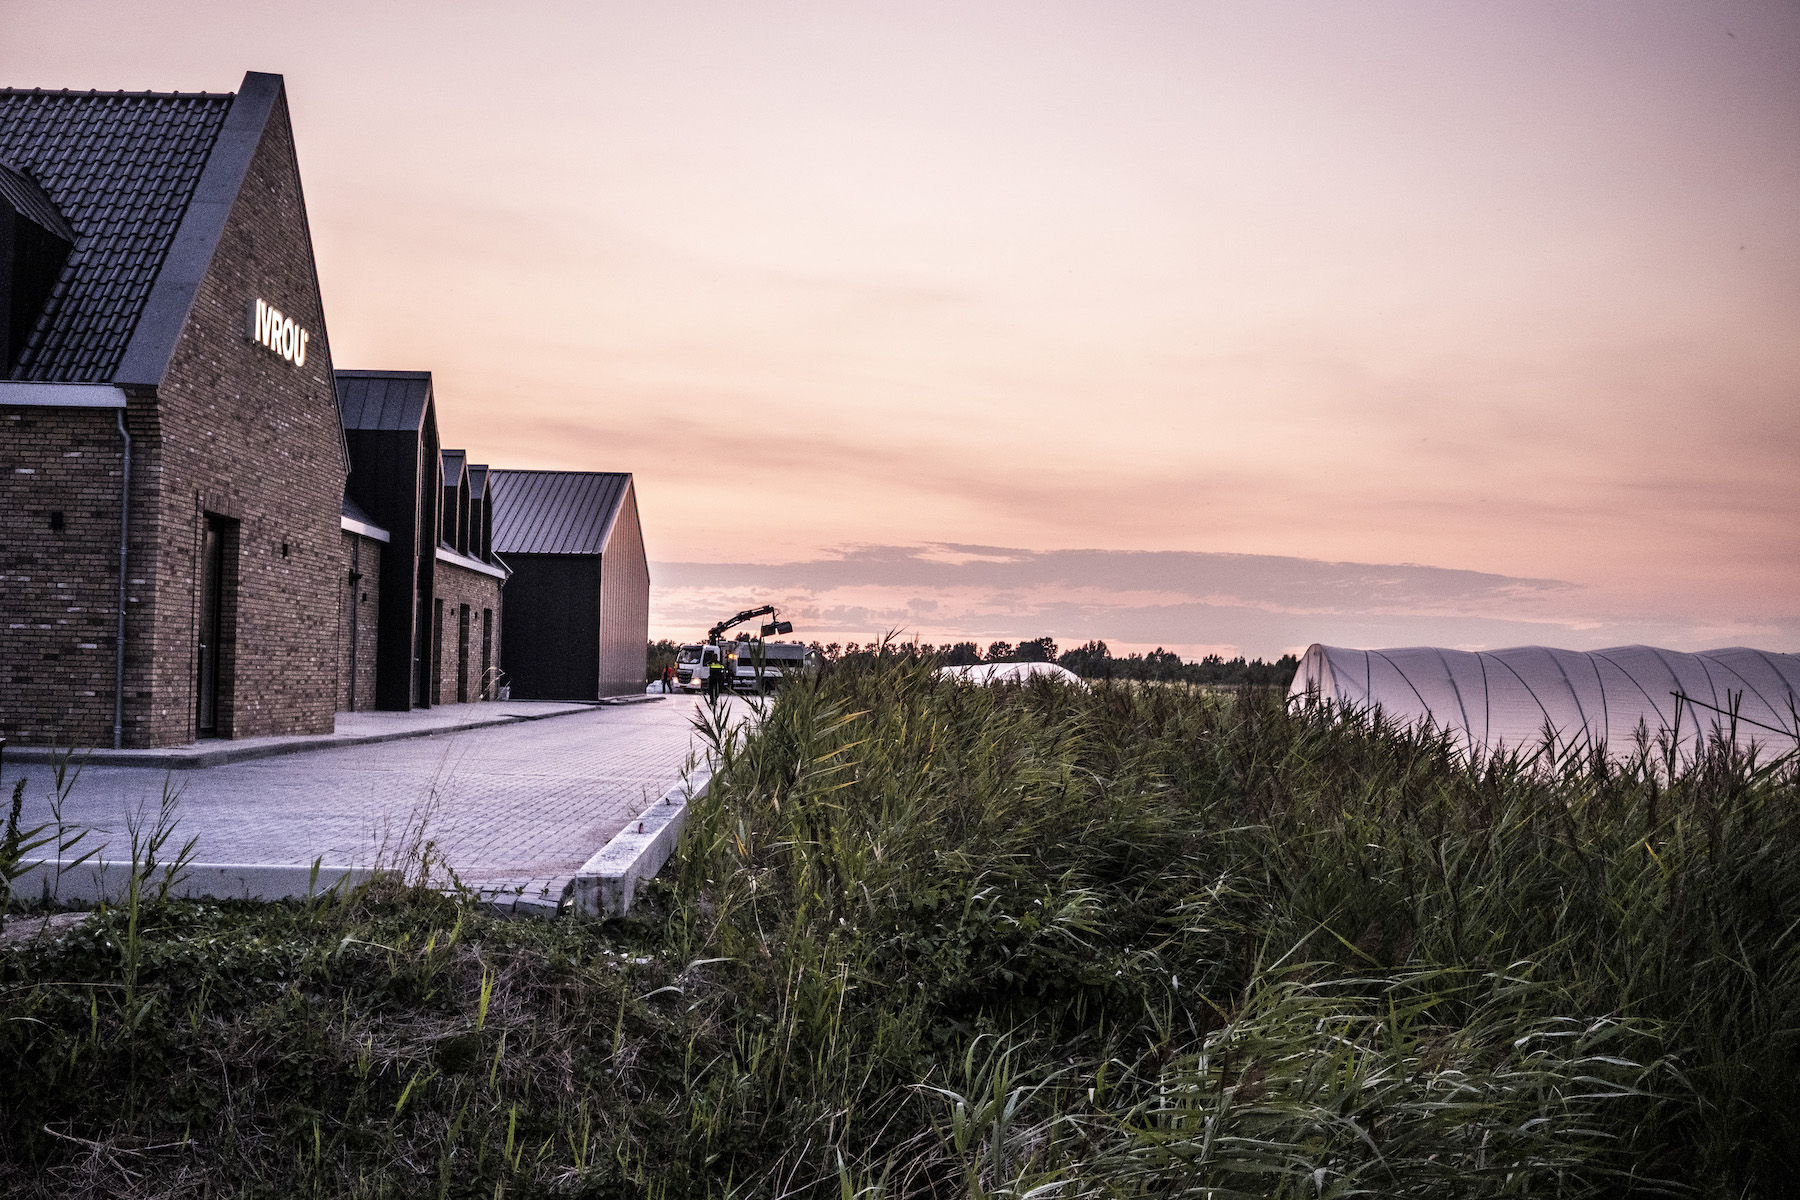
3;696;742;896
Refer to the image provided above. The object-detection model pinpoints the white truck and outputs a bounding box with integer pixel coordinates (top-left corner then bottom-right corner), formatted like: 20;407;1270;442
676;641;821;693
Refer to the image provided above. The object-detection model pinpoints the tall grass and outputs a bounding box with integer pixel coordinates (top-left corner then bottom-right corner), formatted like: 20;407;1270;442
1;653;1795;1197
666;652;1800;1195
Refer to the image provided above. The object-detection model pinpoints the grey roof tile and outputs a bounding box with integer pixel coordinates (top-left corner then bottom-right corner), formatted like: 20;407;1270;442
0;87;232;381
490;470;630;556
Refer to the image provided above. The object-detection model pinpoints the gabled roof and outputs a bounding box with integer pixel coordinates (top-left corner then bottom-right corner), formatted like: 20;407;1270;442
490;470;632;556
441;448;466;485
0;73;286;384
336;370;434;432
467;464;489;501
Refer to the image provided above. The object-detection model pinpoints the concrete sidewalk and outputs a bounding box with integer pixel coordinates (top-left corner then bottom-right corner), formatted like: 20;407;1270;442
3;695;751;909
0;698;633;769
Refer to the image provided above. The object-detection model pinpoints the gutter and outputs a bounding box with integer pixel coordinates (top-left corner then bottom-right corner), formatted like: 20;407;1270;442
114;410;131;750
435;544;508;581
340;513;390;542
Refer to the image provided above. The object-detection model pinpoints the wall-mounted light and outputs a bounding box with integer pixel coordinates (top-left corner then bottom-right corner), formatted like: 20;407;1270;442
48;511;64;531
281;542;290;558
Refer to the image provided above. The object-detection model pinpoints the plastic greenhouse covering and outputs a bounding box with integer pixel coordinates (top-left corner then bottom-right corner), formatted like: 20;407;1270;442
1289;645;1800;761
937;662;1085;687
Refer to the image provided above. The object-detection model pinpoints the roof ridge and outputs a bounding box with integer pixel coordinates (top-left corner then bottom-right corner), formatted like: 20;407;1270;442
0;87;233;100
115;71;285;387
491;468;632;476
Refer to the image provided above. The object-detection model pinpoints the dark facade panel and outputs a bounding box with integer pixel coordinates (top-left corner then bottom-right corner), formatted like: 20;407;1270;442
500;555;600;700
490;469;628;556
441;448;468;553
337;370;442;711
341;494;384;532
467;464;491;560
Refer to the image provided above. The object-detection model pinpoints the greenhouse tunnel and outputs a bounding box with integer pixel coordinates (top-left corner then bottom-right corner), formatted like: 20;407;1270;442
1289;644;1800;762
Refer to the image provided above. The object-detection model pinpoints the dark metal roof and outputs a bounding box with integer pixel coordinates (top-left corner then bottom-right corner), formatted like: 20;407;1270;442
441;448;466;483
335;370;434;431
341;494;385;530
0;86;234;381
490;470;631;556
466;464;489;500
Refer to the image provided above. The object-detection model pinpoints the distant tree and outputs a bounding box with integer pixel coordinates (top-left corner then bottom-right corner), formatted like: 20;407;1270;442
1058;640;1112;678
942;642;983;666
1016;637;1058;663
646;639;681;681
823;643;841;658
1145;648;1185;681
985;641;1014;663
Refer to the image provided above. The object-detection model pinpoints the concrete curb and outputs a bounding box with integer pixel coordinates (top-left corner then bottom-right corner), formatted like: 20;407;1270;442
13;859;374;904
0;702;611;770
569;766;712;918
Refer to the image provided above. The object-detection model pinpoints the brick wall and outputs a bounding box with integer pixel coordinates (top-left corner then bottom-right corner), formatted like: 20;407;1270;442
429;556;503;705
121;89;346;745
0;405;128;746
337;530;382;712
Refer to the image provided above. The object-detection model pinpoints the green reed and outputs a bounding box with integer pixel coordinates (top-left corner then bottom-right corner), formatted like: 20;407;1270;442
1;651;1795;1197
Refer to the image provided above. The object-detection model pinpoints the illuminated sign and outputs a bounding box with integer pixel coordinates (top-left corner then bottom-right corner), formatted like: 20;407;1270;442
244;298;310;366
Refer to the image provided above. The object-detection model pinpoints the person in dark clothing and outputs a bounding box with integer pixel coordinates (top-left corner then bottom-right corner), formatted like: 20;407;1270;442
706;649;727;700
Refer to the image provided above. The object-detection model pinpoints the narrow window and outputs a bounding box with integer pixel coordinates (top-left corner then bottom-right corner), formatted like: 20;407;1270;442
457;604;471;703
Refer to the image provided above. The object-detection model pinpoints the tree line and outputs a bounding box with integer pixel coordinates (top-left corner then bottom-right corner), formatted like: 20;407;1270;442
653;637;1297;687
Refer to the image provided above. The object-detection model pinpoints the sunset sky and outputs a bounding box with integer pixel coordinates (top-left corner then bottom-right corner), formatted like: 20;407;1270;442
8;1;1796;657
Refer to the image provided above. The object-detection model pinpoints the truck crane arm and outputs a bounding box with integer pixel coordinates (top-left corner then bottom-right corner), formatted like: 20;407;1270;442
707;605;792;643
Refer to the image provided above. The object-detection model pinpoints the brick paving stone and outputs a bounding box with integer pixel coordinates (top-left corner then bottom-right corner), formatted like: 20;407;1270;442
3;695;750;896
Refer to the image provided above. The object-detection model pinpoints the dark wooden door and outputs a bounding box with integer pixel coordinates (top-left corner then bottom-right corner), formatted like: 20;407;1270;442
196;516;226;736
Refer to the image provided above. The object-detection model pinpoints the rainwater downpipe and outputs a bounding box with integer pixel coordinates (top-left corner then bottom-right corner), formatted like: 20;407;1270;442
114;408;130;750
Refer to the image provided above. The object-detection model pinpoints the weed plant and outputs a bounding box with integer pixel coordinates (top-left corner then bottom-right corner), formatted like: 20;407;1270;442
1;653;1796;1197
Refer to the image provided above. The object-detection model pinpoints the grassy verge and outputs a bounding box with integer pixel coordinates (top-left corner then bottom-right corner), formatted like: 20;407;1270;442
3;654;1797;1197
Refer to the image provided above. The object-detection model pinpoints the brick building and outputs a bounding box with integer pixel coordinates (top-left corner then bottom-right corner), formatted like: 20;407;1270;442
1;70;635;748
1;72;347;747
334;369;506;714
